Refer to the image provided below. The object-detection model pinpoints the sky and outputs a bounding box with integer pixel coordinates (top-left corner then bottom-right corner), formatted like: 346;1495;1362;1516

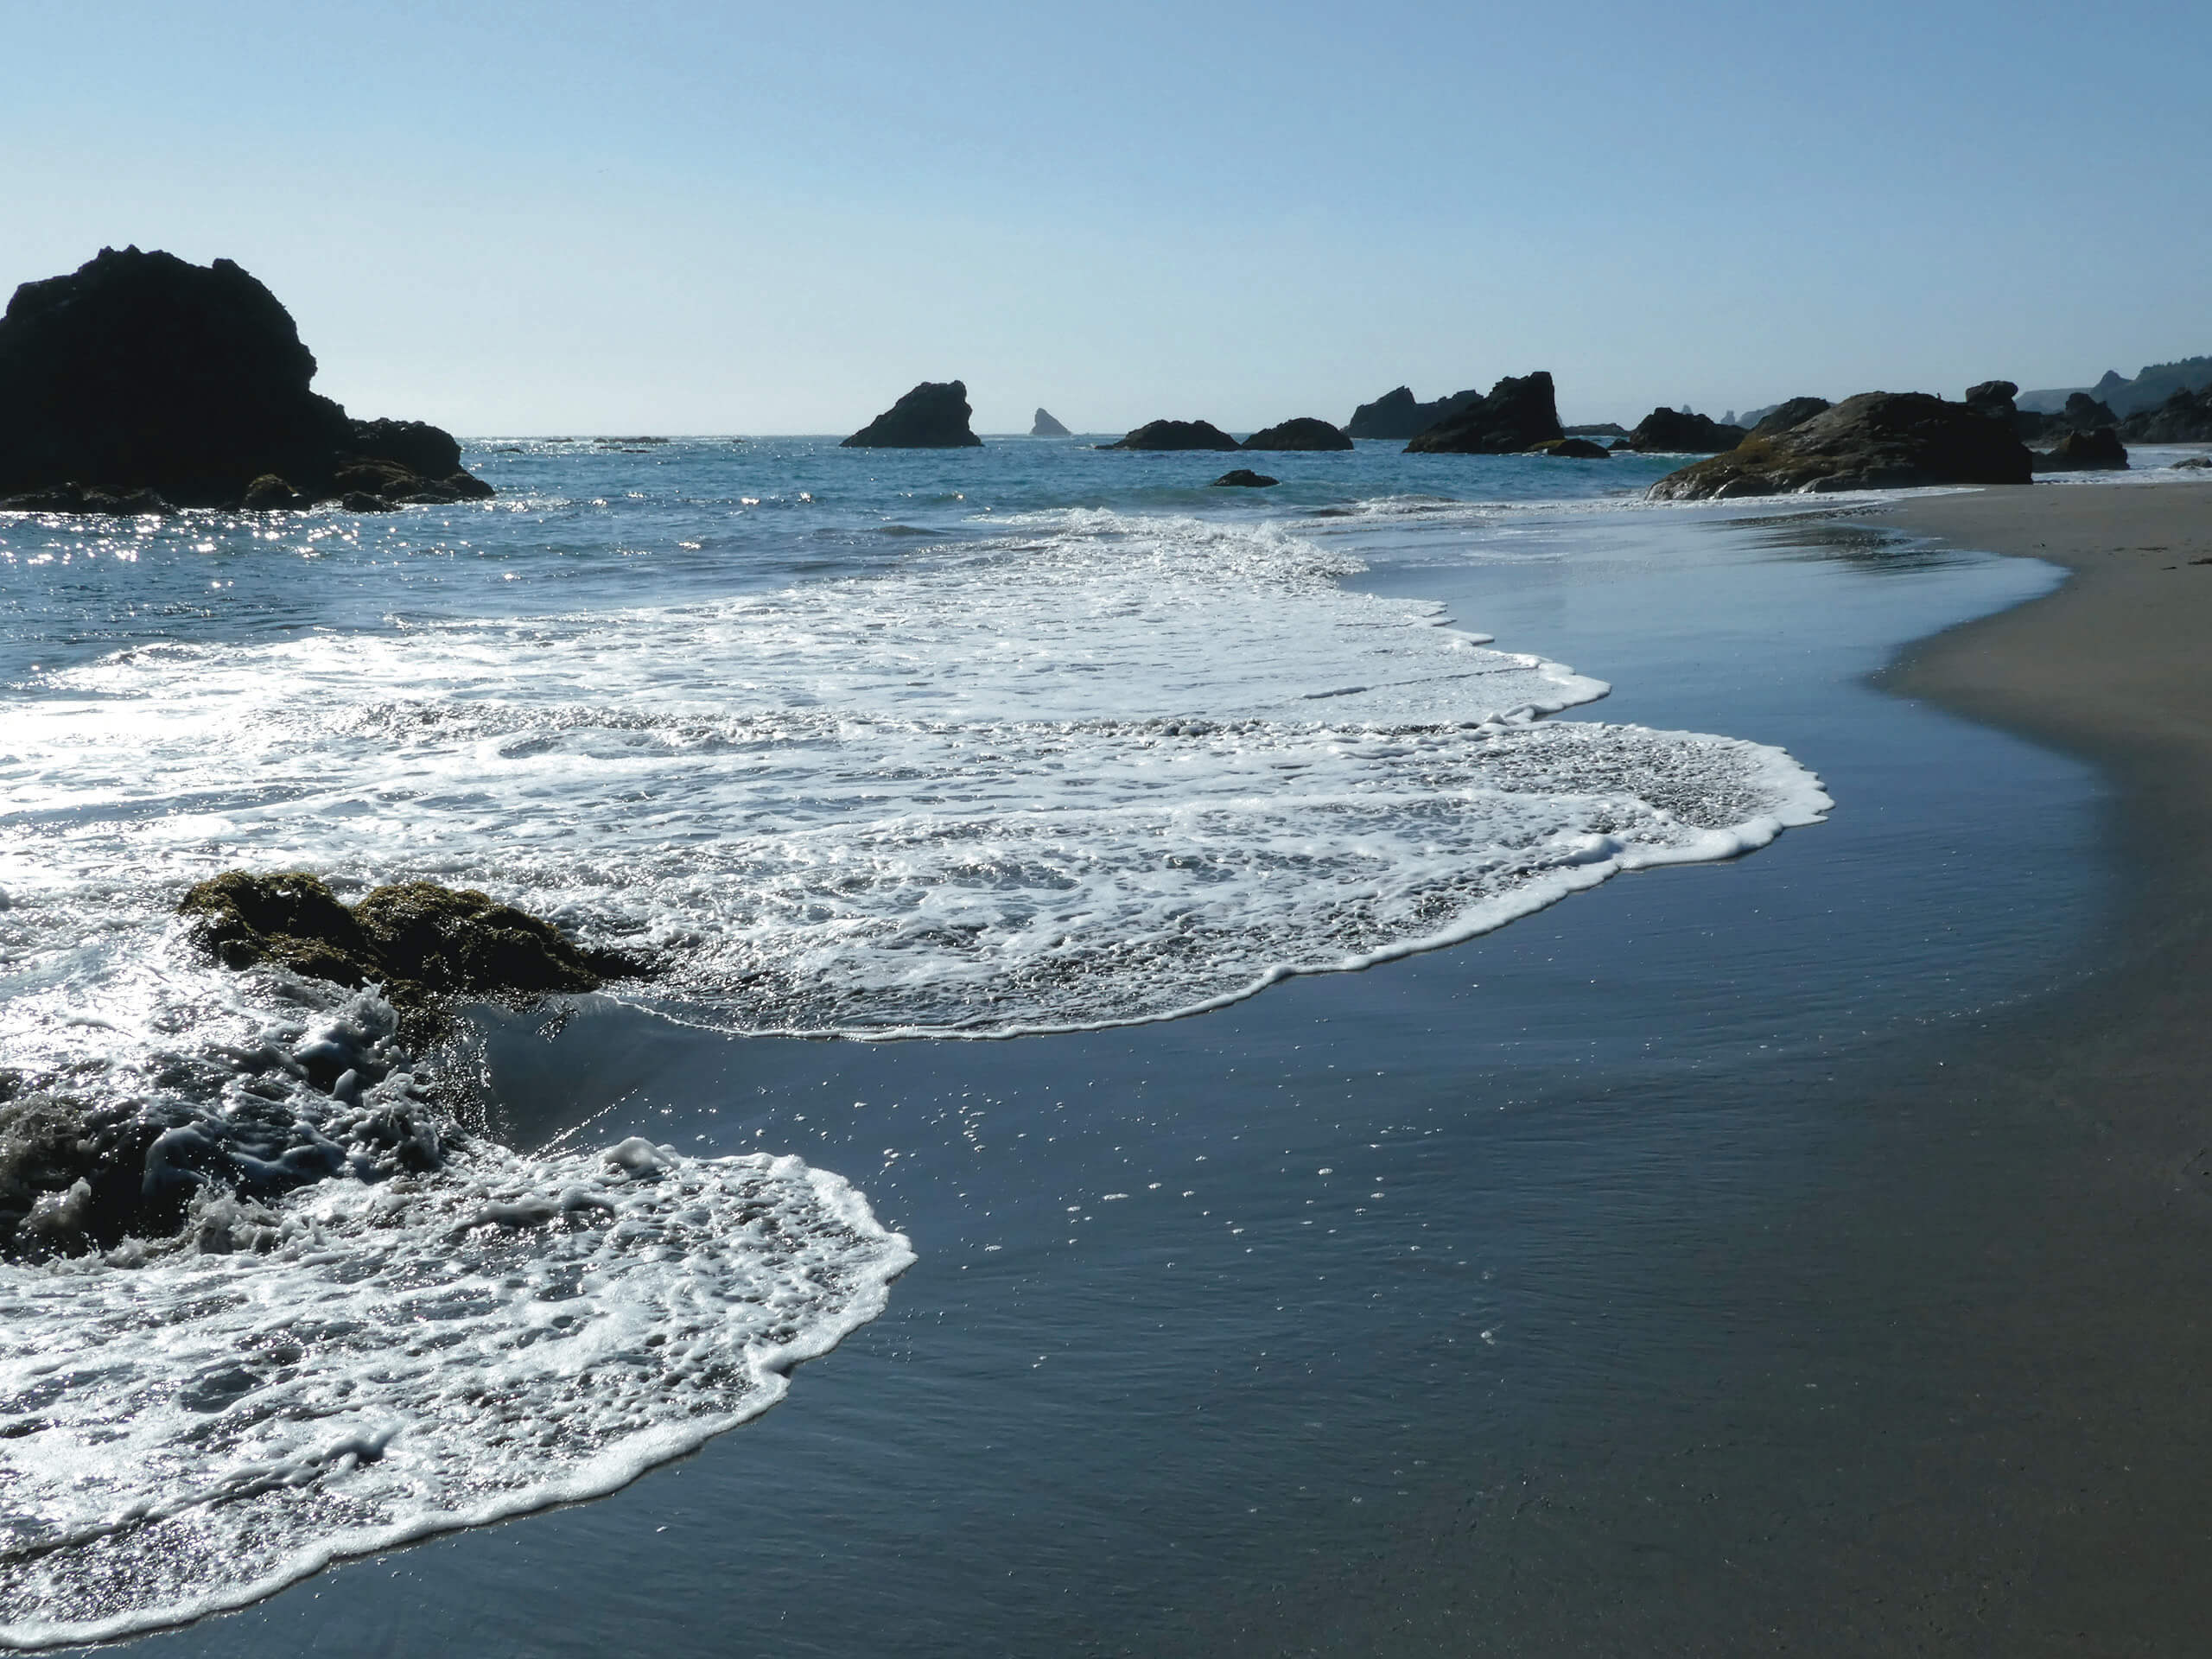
4;0;2206;434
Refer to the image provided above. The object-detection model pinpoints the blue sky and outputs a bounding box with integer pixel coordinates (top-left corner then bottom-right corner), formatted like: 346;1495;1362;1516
6;0;2205;433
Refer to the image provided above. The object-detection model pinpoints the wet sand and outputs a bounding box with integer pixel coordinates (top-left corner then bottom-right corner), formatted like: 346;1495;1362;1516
1188;480;2212;1654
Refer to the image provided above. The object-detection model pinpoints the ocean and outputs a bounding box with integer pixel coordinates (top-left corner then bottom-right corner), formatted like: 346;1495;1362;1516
0;436;2119;1651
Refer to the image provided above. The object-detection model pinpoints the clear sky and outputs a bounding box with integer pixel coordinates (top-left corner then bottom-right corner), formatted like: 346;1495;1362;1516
6;0;2205;434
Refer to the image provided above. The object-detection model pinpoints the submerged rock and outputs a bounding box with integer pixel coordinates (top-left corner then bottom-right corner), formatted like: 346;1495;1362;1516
180;871;652;1044
1648;391;2034;499
1346;385;1482;441
2032;427;2129;472
1627;408;1750;453
1403;372;1565;454
1031;407;1071;437
1102;419;1243;451
1526;437;1610;459
1211;468;1279;487
1241;416;1352;452
1746;397;1832;440
0;246;492;511
841;381;983;448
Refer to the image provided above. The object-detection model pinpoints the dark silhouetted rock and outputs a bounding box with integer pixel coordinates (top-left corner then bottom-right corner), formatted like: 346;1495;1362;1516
2056;391;2120;431
2032;428;2128;472
2120;386;2212;443
1103;419;1243;452
0;246;492;511
1346;385;1484;441
1030;407;1071;437
1211;469;1279;487
2175;454;2212;470
1527;437;1610;459
1242;416;1352;452
1606;437;1631;451
1745;397;1832;440
841;380;982;448
1627;408;1749;453
1;483;175;514
1403;373;1565;454
1564;423;1629;439
181;871;653;1045
241;474;301;511
1648;391;2034;499
1963;380;2019;420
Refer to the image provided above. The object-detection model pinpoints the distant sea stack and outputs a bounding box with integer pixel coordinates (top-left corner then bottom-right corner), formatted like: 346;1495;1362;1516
1030;407;1071;437
1242;417;1352;452
1402;373;1565;454
1647;391;2032;499
1627;408;1749;454
1346;385;1484;442
842;381;982;448
1102;419;1242;452
0;246;493;512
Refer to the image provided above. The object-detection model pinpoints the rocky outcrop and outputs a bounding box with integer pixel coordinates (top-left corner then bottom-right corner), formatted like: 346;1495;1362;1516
1103;419;1242;451
1241;416;1352;452
1403;373;1565;454
0;247;492;512
1345;385;1482;441
1526;437;1610;459
2120;386;2212;443
180;871;652;1045
841;380;982;448
1211;469;1278;487
2032;428;2128;472
1628;408;1749;453
1648;391;2033;499
1745;397;1832;441
1030;407;1071;437
1564;423;1630;439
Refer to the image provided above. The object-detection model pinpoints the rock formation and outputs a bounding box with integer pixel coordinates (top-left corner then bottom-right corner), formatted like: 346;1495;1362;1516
1627;408;1750;453
1241;416;1352;452
2031;428;2129;472
181;871;652;1045
2120;386;2212;443
1526;437;1610;459
1211;469;1279;487
1346;385;1483;441
1647;391;2033;499
1745;397;1832;440
0;247;493;512
1030;407;1071;437
841;380;982;448
1102;419;1243;451
1402;373;1565;454
1564;423;1630;439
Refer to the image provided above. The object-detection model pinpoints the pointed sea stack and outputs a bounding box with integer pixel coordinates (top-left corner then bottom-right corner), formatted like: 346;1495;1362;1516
1031;407;1071;437
842;381;982;448
1242;417;1352;452
1402;373;1565;454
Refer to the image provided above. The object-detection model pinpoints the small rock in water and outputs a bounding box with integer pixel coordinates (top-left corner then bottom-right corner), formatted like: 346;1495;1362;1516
1211;469;1279;487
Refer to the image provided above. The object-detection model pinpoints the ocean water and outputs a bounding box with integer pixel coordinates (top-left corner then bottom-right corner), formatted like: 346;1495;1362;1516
0;439;2109;1651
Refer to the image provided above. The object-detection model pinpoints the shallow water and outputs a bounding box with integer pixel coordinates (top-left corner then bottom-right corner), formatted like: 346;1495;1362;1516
0;444;2103;1651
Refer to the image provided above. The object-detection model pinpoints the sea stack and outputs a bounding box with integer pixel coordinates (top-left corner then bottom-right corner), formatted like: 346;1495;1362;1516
0;247;493;512
1627;408;1750;453
1242;417;1352;452
1402;373;1565;454
1102;419;1242;452
1346;385;1483;441
841;381;983;448
1031;407;1071;437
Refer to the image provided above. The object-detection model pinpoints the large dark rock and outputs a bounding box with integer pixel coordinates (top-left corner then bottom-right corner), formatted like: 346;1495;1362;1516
180;871;652;1044
1103;419;1243;452
1648;391;2034;499
1745;397;1832;440
1403;372;1565;454
1345;385;1483;441
1211;469;1278;487
2120;386;2212;443
2032;428;2128;472
1963;380;2019;420
1031;407;1071;437
1627;408;1750;453
841;380;982;448
0;247;491;512
1527;437;1610;459
1242;416;1352;452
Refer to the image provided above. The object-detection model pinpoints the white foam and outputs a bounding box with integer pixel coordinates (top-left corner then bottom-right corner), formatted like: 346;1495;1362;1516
0;1143;911;1649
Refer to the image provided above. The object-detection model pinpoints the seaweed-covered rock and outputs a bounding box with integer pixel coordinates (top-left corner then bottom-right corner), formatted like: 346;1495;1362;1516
841;380;982;448
180;871;650;1042
1211;468;1279;487
1526;437;1610;459
1103;419;1243;451
241;474;302;511
1346;385;1482;441
1745;397;1832;440
0;483;175;514
1030;407;1071;437
2032;428;2128;472
1648;391;2034;499
1403;373;1565;454
1627;408;1749;453
0;246;492;511
1241;416;1352;452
